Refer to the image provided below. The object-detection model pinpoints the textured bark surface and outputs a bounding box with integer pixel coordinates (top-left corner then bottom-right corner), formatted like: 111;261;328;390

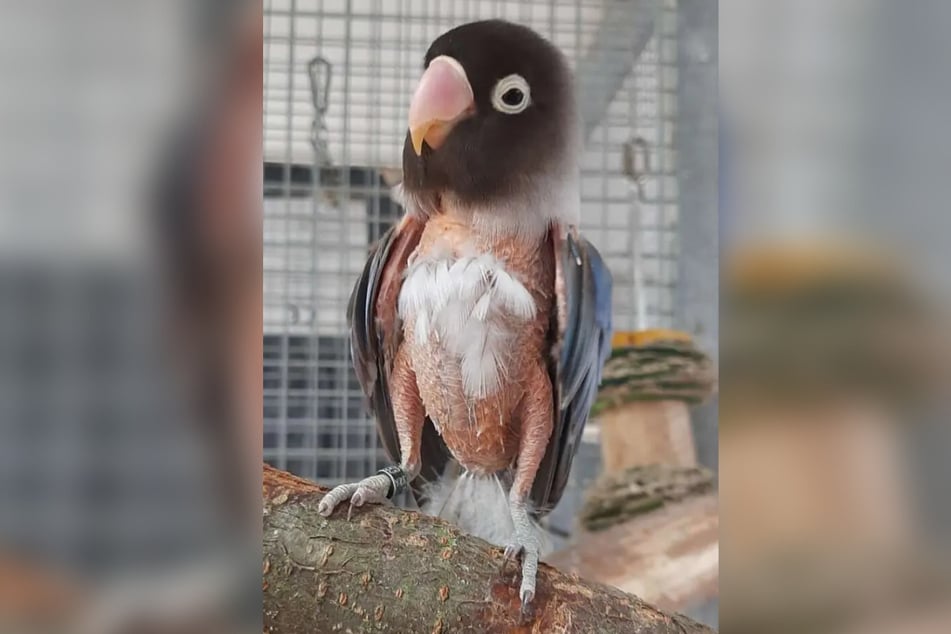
263;465;714;633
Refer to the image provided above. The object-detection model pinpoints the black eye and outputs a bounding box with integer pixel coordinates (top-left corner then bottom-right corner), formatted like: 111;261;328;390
501;88;524;106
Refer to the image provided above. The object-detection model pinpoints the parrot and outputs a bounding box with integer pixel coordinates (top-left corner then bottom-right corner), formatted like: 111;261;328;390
318;19;613;614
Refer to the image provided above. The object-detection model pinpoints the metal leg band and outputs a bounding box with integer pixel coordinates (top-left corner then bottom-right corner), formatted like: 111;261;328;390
377;465;409;499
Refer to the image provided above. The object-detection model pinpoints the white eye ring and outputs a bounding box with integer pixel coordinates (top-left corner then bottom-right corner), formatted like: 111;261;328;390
491;74;531;114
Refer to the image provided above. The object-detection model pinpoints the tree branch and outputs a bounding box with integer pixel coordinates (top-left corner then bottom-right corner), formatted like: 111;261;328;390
263;465;714;633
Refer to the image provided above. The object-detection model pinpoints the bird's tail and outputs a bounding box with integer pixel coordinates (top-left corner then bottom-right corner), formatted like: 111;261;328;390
419;467;551;554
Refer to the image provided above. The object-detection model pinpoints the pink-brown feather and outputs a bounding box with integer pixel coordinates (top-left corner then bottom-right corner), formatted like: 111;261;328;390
399;211;556;482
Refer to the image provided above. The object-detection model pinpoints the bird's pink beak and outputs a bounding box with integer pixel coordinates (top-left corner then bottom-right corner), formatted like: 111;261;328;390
408;55;475;156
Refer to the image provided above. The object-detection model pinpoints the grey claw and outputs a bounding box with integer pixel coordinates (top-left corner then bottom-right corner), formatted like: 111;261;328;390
346;491;368;521
503;543;523;560
519;589;535;622
500;543;522;575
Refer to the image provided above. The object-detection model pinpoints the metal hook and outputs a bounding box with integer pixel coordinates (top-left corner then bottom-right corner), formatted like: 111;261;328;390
307;56;332;115
622;136;651;203
307;56;333;164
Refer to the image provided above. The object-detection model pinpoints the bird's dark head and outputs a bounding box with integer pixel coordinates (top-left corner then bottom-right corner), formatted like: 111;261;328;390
401;20;578;220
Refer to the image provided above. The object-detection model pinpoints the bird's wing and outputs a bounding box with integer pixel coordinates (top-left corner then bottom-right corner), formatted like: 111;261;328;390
529;225;613;514
347;214;451;497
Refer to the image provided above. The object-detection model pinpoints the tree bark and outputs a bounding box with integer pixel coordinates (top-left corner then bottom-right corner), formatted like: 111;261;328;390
263;465;714;633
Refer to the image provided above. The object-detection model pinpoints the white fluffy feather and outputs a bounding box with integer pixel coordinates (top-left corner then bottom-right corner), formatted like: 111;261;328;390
472;291;492;320
420;471;552;553
492;269;536;320
398;251;536;398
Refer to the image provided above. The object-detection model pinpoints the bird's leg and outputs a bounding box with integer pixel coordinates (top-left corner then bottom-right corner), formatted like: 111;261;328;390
504;365;554;616
318;349;424;518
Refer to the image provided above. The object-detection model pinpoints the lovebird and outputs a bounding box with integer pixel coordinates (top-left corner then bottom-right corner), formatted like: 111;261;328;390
319;19;613;614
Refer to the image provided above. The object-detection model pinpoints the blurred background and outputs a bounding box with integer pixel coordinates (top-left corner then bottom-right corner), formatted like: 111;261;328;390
0;1;262;632
720;1;951;632
9;1;951;632
262;0;718;628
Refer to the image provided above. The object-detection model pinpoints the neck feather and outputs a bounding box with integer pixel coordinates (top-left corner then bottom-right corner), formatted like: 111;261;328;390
398;171;579;243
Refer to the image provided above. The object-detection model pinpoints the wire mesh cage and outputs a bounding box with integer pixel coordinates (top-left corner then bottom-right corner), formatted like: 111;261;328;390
263;0;714;494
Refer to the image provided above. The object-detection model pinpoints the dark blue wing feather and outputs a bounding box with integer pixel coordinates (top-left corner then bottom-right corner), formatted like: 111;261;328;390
529;229;613;513
588;238;614;376
348;227;400;462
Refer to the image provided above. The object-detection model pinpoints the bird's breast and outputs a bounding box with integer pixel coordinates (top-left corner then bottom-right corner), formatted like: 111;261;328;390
397;217;555;471
397;217;554;398
398;244;537;400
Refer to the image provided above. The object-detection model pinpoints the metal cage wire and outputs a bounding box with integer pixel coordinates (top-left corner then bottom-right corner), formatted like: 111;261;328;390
263;0;685;487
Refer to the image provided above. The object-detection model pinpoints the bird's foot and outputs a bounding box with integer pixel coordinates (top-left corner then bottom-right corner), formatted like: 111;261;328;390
514;542;539;617
503;502;540;619
317;473;392;520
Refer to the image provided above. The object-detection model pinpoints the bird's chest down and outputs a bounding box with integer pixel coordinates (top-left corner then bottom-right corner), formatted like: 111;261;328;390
397;222;554;473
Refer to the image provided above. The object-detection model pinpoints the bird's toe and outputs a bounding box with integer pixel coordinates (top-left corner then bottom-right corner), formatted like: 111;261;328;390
518;587;536;622
503;543;524;561
517;543;539;613
519;587;535;606
500;542;523;575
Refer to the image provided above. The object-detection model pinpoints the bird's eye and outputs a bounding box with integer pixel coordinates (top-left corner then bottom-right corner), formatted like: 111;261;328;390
491;74;531;114
502;88;523;106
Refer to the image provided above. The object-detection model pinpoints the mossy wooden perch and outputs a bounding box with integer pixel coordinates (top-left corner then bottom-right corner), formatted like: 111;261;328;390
592;339;716;416
263;465;714;634
580;464;716;532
